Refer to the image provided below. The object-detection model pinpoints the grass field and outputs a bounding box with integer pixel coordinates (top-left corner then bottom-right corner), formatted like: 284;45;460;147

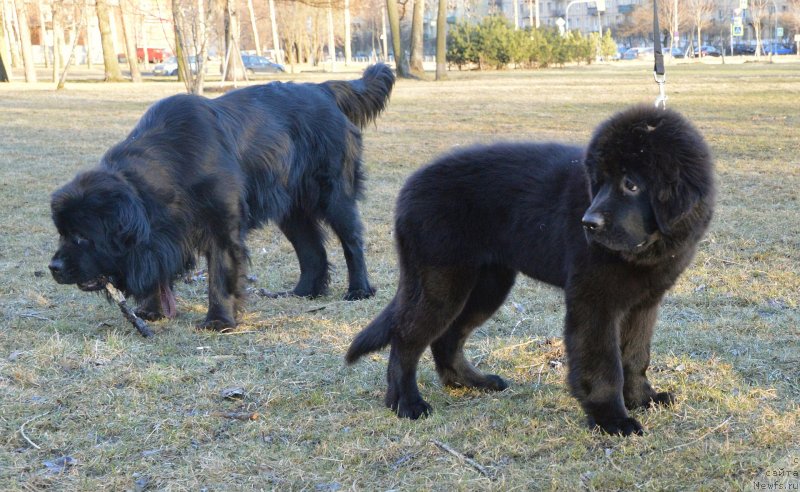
1;62;798;490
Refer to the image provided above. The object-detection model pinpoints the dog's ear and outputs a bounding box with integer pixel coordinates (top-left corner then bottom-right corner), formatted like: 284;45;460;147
650;167;706;235
104;187;150;255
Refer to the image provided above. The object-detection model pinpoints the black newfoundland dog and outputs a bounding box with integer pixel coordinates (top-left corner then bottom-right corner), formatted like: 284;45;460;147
347;105;715;435
49;64;395;330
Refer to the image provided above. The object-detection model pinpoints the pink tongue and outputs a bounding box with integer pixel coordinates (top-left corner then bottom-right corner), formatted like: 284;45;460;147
159;283;177;318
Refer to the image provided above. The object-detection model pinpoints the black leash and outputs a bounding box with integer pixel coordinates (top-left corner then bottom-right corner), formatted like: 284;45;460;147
652;0;666;108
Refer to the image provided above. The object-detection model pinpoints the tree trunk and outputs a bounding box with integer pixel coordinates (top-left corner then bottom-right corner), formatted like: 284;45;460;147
386;0;408;77
95;0;123;80
268;0;281;63
409;0;424;74
57;9;84;89
50;1;61;81
0;5;12;80
4;0;23;67
84;0;92;69
246;0;260;55
326;0;335;71
343;0;351;65
120;0;141;82
12;0;36;81
435;0;446;80
193;0;208;94
223;0;244;81
380;3;387;61
36;0;47;67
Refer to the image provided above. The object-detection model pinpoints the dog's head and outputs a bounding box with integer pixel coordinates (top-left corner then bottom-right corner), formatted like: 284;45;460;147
49;170;150;292
582;105;714;256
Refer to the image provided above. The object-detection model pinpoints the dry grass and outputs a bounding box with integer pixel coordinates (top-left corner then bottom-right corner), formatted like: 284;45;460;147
1;61;798;490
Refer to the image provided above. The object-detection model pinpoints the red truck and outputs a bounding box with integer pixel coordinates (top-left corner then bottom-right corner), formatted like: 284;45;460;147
118;47;169;64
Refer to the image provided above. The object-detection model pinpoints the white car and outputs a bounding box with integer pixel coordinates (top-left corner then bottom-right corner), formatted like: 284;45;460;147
153;56;201;76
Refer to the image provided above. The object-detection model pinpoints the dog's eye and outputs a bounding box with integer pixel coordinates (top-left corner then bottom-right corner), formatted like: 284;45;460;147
622;176;640;194
72;234;89;246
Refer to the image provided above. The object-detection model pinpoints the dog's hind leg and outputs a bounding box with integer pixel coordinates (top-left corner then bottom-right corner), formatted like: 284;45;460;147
324;196;375;301
386;266;476;419
431;265;517;391
277;211;330;298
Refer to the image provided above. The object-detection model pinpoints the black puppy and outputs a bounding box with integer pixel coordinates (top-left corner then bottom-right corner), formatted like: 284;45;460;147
347;105;715;435
50;64;395;330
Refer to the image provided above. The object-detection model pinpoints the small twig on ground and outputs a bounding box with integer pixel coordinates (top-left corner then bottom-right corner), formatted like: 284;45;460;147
212;411;260;421
19;410;52;450
104;282;153;338
491;339;538;354
19;312;53;322
662;416;733;453
431;439;495;481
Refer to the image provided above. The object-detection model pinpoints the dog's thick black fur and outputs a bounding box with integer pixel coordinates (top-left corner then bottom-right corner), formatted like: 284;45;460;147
49;64;395;330
347;105;715;435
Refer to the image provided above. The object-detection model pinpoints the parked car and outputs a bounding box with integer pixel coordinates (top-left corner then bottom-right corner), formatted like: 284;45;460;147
670;46;688;58
763;44;795;55
693;45;721;57
241;55;285;74
153;56;202;76
729;44;755;55
621;47;654;60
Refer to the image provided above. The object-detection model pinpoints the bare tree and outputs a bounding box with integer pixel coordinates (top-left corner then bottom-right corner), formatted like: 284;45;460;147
618;0;689;47
268;0;281;62
12;0;36;81
36;0;47;67
343;0;350;64
386;0;408;76
120;0;141;82
172;0;211;94
56;6;84;89
223;0;244;80
0;4;12;79
747;0;770;57
435;0;445;80
50;0;63;81
326;0;335;70
685;0;714;54
408;0;423;74
3;0;23;67
245;0;261;55
95;0;123;80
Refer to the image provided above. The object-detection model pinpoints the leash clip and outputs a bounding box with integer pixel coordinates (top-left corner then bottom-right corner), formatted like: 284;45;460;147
654;72;667;109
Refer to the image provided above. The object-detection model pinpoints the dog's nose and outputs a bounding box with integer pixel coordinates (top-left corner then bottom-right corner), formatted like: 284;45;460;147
49;258;64;277
581;212;605;231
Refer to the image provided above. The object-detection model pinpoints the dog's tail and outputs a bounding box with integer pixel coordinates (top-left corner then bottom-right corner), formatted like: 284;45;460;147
345;296;397;364
322;63;395;129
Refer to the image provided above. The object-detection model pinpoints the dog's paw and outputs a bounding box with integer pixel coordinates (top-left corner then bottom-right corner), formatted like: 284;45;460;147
135;309;165;321
196;317;236;331
343;286;376;301
395;398;432;420
591;416;644;436
649;391;676;407
482;374;509;392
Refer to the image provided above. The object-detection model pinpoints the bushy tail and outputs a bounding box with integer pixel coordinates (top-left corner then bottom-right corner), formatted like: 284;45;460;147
345;296;397;364
322;63;395;129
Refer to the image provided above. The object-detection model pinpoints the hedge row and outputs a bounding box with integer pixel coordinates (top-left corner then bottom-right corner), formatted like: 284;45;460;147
447;16;618;69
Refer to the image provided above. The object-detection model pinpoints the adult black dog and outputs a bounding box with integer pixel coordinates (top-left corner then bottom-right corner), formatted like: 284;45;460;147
347;105;715;435
49;64;395;330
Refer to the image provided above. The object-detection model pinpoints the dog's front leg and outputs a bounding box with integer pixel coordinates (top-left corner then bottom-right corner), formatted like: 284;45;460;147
564;296;643;436
620;300;675;409
199;242;241;330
